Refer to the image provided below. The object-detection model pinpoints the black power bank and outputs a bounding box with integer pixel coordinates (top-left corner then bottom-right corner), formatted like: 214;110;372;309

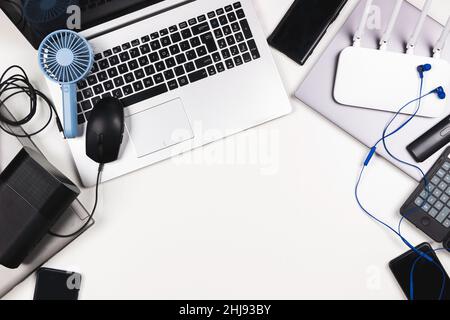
268;0;348;65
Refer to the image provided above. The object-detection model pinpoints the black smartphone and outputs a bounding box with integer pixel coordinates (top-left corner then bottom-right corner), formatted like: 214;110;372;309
33;268;82;300
268;0;348;65
389;243;450;300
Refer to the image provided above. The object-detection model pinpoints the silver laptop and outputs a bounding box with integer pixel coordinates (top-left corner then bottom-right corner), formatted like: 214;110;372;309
3;0;291;187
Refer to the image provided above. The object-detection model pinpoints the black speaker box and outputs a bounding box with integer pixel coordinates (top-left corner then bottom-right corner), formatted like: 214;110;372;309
0;147;80;269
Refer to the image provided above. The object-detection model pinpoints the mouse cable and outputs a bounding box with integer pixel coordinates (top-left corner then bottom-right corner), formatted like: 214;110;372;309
49;163;104;238
0;65;65;138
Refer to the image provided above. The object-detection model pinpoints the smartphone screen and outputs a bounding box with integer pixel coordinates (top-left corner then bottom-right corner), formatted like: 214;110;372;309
268;0;348;65
34;268;81;300
389;243;450;300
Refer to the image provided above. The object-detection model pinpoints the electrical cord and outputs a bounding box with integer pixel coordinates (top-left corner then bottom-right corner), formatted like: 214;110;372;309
48;164;104;238
0;65;64;138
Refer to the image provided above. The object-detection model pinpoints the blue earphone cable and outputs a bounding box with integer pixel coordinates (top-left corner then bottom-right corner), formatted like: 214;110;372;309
354;75;447;300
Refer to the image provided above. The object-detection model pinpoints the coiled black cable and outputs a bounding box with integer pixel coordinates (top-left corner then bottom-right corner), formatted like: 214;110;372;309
0;65;64;138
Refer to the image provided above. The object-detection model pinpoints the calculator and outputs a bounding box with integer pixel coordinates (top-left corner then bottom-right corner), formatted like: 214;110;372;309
401;147;450;242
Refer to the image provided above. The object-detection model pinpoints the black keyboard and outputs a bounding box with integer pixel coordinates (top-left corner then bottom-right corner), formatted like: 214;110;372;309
76;1;261;124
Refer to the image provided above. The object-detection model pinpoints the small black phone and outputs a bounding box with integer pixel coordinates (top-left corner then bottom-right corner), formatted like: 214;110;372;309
389;243;450;300
268;0;348;65
33;268;82;300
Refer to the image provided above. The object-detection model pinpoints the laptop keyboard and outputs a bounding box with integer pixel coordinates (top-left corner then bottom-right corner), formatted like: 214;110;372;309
76;1;261;124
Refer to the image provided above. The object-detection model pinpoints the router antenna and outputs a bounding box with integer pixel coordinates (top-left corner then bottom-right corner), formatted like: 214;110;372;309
379;0;404;50
406;0;433;54
353;0;374;47
433;16;450;58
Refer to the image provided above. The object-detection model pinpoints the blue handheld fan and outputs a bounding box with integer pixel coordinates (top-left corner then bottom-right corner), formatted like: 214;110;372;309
38;30;93;138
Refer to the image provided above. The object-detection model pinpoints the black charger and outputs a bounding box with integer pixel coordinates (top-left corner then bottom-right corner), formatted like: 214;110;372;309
0;147;80;269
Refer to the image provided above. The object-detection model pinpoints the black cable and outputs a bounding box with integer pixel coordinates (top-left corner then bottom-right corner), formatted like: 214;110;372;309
49;164;104;238
0;65;65;138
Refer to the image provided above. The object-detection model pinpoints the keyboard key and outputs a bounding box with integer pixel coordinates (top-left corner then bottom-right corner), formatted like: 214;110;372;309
218;39;227;49
188;18;197;26
171;32;182;43
214;29;224;39
222;49;231;59
122;42;131;50
99;59;110;69
233;2;242;9
185;62;195;73
151;40;161;51
169;25;178;33
239;42;248;52
207;66;216;76
119;51;131;62
92;96;101;106
81;100;92;111
104;80;114;91
112;89;123;99
178;76;189;87
124;72;135;83
188;69;208;83
97;71;108;82
103;49;112;57
130;48;140;59
243;52;252;62
212;52;221;62
133;81;144;92
87;75;98;85
201;32;217;52
179;21;188;29
78;79;88;90
94;53;103;61
216;8;224;15
143;77;154;88
230;45;239;56
83;88;94;99
219;15;228;26
145;65;156;76
134;69;145;79
240;19;253;39
109;56;120;66
429;208;439;218
114;76;124;87
223;25;232;36
192;22;210;35
190;36;201;47
210;18;219;29
78;113;86;124
181;29;192;39
121;84;168;107
227;12;237;22
131;39;140;46
236;9;245;19
165;57;176;68
225;58;234;69
208;11;216;18
234;56;243;66
176;53;187;64
107;67;118;78
159;48;170;59
150;32;159;39
180;40;191;51
195;55;213;69
216;62;225;72
164;69;175;80
140;44;151;54
141;35;150;43
139;55;150;66
247;39;260;59
118;63;129;74
186;50;197;60
225;5;233;12
435;201;444;211
122;85;133;96
198;14;206;22
161;36;171;47
155;61;166;72
160;28;169;36
91;62;99;73
128;60;139;70
170;44;181;55
196;46;207;57
154;73;164;84
174;65;185;76
149;52;159;63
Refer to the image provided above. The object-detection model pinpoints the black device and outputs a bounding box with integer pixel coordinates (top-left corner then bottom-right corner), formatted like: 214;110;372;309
0;147;80;269
0;0;165;49
34;268;81;300
389;243;450;300
86;97;125;164
407;114;450;163
268;0;348;65
401;147;450;242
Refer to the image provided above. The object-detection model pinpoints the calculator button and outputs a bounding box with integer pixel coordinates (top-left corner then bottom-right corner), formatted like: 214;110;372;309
439;182;448;190
437;209;450;223
440;194;449;203
433;189;442;198
435;201;444;211
444;220;450;228
427;196;437;205
431;176;441;184
422;203;432;212
443;162;450;171
437;169;446;178
445;175;450;184
429;208;439;218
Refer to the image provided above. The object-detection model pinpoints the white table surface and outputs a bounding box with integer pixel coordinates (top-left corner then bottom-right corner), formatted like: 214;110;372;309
2;0;450;300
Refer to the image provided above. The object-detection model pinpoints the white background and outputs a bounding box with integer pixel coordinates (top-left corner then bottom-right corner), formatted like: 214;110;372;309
2;0;450;299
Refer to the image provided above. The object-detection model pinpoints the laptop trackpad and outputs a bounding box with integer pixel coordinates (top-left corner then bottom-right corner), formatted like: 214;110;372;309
125;98;194;158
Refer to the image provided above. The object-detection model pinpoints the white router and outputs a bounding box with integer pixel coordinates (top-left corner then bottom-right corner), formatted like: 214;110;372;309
334;0;450;118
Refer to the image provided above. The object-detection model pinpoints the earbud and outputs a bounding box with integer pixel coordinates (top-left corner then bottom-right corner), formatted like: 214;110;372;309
431;86;447;100
417;63;432;78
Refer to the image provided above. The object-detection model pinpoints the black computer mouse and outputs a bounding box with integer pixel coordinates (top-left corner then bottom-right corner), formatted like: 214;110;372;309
86;97;124;164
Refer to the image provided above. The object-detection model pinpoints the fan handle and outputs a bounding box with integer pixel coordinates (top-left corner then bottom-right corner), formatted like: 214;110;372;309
61;83;79;138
